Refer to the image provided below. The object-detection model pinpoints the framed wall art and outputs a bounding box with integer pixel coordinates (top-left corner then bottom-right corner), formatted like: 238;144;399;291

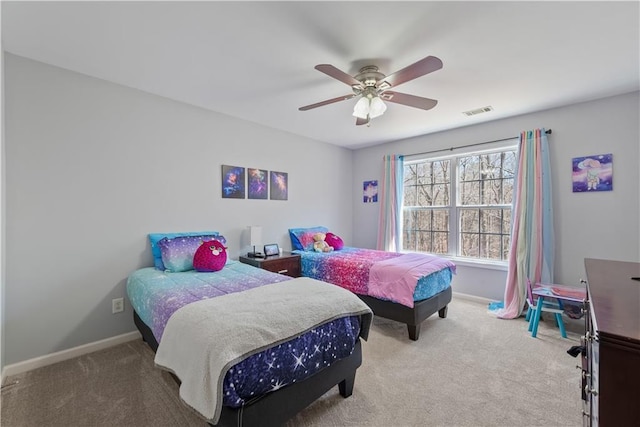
221;165;246;199
270;171;288;200
248;168;268;199
572;153;613;193
363;180;378;203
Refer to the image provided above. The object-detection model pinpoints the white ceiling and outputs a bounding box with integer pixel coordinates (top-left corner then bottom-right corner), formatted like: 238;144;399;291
2;1;639;149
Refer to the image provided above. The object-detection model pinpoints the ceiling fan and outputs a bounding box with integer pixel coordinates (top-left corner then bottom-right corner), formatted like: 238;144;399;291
299;55;443;126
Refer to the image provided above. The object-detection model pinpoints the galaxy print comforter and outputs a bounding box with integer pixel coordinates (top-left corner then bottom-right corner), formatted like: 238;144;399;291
295;247;455;307
126;261;362;408
156;278;372;423
127;261;295;343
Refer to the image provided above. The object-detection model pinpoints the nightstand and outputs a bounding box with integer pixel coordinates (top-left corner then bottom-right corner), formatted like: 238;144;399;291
239;252;301;278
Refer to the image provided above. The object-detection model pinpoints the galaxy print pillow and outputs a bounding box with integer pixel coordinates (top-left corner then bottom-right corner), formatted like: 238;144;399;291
158;234;226;272
149;231;219;270
288;226;328;251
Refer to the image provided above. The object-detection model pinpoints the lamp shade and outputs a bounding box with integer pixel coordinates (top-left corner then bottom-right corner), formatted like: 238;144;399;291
249;226;262;247
352;97;370;119
368;96;387;118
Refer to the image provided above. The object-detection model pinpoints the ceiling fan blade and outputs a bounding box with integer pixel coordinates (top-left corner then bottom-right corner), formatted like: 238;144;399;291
315;64;362;87
298;93;357;111
355;117;369;126
379;56;443;89
382;91;438;111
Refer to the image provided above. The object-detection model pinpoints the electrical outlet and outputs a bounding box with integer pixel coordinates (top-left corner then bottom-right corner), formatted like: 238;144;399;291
112;297;124;314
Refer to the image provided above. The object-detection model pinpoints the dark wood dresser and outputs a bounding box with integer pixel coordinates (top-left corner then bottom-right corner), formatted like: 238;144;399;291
582;258;640;426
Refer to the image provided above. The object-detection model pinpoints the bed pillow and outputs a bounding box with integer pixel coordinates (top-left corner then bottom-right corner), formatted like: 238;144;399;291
193;240;228;272
288;226;329;251
158;234;221;272
325;232;344;250
149;231;219;270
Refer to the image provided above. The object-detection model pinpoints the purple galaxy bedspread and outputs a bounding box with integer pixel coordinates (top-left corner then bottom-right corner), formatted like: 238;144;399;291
126;261;361;408
295;247;455;307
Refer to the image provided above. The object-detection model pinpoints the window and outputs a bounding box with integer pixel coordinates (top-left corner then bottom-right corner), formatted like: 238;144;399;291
402;144;517;262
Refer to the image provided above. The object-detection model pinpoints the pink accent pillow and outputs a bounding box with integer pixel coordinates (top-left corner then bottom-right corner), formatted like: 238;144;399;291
325;232;344;250
193;240;227;272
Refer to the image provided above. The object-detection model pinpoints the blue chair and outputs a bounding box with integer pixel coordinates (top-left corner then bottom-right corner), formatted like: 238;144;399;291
526;278;567;338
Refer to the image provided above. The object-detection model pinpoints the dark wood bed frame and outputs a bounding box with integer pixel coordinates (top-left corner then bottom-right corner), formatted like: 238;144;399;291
133;311;364;427
357;285;452;341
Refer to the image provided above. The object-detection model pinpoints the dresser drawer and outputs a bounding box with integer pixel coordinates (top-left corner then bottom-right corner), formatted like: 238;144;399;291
261;257;300;277
239;253;301;278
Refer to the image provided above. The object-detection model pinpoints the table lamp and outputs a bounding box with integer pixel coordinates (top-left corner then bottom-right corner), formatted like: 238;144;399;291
248;225;263;258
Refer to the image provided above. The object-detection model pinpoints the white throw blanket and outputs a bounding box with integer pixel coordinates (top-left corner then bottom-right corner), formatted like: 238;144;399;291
154;277;373;424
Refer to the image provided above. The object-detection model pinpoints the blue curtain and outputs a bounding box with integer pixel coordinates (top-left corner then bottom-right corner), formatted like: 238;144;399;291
377;155;404;251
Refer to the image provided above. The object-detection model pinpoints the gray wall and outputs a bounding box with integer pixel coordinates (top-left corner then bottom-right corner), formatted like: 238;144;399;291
353;91;640;300
4;51;639;366
3;53;353;365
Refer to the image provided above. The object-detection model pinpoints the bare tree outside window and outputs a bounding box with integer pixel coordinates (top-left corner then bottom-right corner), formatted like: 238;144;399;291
403;160;450;254
402;146;516;262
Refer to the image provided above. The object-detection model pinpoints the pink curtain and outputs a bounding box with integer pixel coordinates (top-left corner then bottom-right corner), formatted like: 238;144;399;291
495;129;554;319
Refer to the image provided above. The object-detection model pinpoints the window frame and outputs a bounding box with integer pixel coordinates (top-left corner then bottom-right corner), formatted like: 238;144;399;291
401;140;518;266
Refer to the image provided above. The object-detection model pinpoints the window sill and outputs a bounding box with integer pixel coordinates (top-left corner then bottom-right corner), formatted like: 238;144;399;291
402;251;508;271
448;257;508;271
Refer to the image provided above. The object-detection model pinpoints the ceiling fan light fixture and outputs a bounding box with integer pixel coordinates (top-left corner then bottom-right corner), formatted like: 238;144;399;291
300;55;442;125
352;96;370;119
368;96;387;119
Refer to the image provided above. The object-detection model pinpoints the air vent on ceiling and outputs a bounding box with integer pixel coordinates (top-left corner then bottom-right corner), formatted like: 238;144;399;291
463;106;493;116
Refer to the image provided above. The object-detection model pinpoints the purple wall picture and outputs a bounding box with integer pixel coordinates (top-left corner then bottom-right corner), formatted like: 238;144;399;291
248;168;268;199
270;171;288;200
221;165;245;199
572;153;613;193
363;180;378;203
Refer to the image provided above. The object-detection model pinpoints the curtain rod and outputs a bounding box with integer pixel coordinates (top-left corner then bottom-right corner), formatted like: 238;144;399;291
404;129;552;158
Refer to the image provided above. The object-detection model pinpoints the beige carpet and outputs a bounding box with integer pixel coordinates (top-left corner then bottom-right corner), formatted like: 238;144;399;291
1;297;583;426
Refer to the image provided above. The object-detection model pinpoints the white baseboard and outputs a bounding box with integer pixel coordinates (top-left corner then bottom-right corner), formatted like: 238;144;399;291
1;331;141;382
452;291;494;305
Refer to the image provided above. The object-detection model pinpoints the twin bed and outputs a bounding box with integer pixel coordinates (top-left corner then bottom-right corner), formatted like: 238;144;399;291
128;228;455;426
128;260;372;427
289;227;456;341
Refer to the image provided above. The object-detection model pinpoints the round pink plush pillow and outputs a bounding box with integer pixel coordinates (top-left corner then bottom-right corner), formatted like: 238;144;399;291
193;240;227;272
325;232;344;250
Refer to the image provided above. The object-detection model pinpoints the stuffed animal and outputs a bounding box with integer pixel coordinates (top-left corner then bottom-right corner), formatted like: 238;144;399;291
193;239;227;272
325;232;344;250
313;232;334;253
